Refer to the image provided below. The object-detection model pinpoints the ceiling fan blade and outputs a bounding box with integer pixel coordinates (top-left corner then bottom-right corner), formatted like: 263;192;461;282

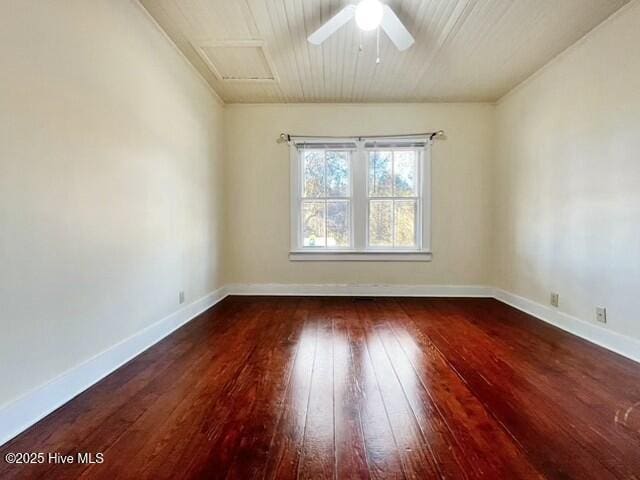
380;5;415;51
308;5;356;45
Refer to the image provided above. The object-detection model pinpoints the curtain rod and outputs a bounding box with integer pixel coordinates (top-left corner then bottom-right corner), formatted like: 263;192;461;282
276;131;444;144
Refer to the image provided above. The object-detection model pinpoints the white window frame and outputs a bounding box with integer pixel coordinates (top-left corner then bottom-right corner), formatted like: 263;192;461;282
290;137;432;262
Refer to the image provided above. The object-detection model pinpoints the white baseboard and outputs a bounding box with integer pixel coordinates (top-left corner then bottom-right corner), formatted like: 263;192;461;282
225;283;493;297
0;287;228;448
2;283;638;448
493;289;640;363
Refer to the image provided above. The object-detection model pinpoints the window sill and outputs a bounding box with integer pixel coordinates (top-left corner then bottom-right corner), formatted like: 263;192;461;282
288;250;433;262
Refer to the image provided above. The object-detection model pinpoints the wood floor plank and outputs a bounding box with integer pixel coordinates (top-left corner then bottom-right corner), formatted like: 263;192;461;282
330;298;370;480
152;297;304;480
297;300;336;480
193;297;303;479
367;299;471;480
222;297;306;480
379;298;543;479
357;301;441;479
2;296;640;480
344;300;405;480
115;297;294;480
262;298;319;480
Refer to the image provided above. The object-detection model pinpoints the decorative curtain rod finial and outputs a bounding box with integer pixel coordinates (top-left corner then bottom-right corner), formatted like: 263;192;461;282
429;130;445;141
276;133;291;144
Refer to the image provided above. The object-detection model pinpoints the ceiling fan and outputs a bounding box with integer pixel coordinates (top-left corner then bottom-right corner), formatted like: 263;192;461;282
308;0;415;52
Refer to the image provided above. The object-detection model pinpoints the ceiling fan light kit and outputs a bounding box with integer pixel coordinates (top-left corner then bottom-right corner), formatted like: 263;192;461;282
308;0;415;60
355;0;384;31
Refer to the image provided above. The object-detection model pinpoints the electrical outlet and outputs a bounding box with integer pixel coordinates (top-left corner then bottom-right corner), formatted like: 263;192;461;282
596;307;607;324
179;291;185;304
550;292;560;307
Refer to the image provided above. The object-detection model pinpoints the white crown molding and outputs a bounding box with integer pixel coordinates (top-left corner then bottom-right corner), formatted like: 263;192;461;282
0;287;228;447
133;0;224;105
496;0;639;105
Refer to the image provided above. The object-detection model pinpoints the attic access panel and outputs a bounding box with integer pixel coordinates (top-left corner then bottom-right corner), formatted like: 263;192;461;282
194;40;279;83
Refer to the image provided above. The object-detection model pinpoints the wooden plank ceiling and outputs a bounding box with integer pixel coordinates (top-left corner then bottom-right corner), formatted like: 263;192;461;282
140;0;629;103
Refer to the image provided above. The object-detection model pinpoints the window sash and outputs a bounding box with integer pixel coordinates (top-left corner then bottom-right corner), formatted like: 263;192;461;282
366;148;421;250
298;149;353;249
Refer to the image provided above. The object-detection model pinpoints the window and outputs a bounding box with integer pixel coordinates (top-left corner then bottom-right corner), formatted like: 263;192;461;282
301;149;351;248
368;149;419;249
290;137;432;261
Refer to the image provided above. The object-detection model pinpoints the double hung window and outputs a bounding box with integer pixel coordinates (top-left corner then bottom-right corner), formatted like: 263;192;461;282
290;137;432;261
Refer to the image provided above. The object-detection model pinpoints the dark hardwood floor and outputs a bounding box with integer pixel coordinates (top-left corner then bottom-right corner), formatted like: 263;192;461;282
1;296;639;479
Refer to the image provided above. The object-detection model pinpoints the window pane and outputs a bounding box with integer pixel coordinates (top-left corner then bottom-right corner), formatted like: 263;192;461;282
302;201;325;246
326;151;349;197
394;151;417;197
327;201;350;247
395;200;417;247
369;200;393;246
368;151;392;197
303;150;324;198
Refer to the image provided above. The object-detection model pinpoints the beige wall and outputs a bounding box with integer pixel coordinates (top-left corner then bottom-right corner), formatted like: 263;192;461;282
224;103;495;286
493;2;640;341
0;1;224;407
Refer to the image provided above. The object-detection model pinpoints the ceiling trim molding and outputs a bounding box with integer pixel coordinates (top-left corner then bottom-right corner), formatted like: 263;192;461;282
133;0;225;105
496;0;637;105
223;101;493;108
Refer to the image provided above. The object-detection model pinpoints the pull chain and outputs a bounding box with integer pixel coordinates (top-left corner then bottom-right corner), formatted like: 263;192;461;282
376;26;381;64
